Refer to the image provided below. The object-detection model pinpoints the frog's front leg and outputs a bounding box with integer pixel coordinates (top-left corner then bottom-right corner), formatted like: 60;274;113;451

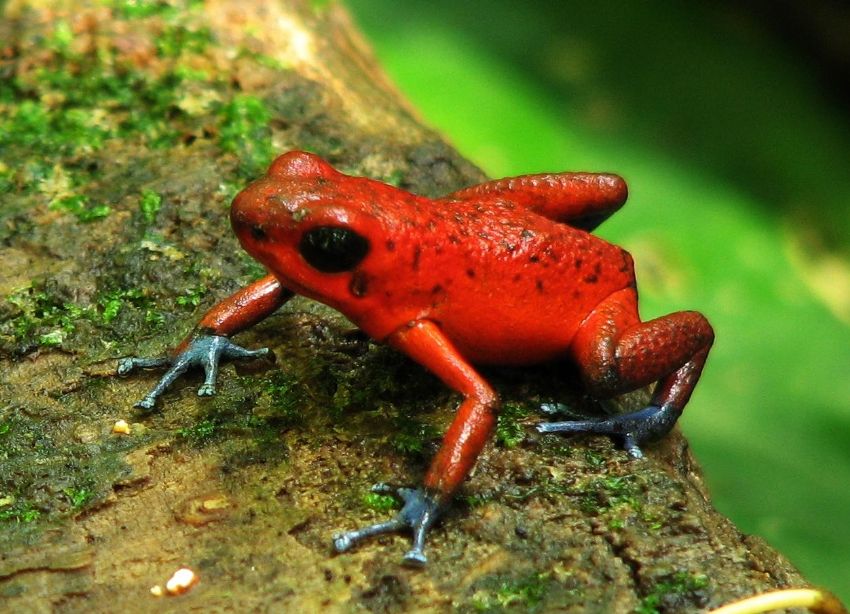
118;274;293;408
538;288;713;458
333;320;498;566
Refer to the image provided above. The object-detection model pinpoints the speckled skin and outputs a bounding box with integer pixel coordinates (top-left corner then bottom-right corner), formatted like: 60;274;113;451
231;153;634;365
122;151;713;564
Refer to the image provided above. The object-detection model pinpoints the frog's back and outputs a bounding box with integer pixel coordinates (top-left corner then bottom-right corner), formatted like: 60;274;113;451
380;198;635;365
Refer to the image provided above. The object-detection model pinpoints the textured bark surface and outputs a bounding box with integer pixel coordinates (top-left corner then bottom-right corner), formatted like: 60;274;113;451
0;1;812;611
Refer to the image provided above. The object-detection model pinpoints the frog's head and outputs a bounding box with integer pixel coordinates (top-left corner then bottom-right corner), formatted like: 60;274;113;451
230;151;397;312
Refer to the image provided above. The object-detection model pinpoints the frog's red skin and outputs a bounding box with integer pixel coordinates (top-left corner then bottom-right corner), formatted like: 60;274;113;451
177;151;713;499
127;151;712;562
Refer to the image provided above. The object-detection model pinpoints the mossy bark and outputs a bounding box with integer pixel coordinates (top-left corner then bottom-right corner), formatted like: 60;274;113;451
0;1;812;611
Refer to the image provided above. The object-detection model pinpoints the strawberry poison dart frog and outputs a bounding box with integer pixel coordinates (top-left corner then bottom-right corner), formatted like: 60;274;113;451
119;151;713;565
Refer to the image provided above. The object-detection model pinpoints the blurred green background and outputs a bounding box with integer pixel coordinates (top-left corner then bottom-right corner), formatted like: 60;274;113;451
348;0;850;601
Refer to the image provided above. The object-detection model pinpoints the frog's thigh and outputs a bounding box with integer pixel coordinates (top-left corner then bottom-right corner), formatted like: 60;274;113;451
569;288;712;398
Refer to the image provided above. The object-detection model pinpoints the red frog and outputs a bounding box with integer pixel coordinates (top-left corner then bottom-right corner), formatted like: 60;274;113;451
119;151;713;565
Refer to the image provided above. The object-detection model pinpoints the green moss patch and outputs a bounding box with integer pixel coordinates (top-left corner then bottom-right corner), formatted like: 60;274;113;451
636;572;710;614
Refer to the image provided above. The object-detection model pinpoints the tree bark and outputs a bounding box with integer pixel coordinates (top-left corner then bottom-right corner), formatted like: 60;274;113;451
0;1;814;611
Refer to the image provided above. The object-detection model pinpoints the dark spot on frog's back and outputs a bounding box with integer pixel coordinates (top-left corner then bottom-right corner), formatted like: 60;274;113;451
386;239;396;251
536;279;544;293
412;246;421;271
583;262;602;284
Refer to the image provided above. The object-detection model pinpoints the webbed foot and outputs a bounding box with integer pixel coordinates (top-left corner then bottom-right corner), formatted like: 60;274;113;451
332;485;442;566
536;404;681;459
117;335;270;409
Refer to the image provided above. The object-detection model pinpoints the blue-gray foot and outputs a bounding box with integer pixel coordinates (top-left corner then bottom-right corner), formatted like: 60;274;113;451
332;486;442;566
117;334;270;409
536;404;682;459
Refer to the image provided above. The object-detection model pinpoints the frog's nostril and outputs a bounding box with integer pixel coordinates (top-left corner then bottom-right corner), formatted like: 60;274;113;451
250;224;267;241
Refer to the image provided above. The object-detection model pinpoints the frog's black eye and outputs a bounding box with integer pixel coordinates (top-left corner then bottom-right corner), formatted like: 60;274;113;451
299;226;370;273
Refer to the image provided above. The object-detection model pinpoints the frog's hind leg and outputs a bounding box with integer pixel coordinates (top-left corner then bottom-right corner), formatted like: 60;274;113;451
443;172;628;231
537;288;713;457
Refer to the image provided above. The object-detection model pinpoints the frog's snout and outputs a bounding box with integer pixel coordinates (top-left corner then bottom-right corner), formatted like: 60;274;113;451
229;189;258;233
231;180;300;229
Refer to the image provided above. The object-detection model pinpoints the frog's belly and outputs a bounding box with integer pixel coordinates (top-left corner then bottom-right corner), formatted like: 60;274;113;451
454;334;571;365
437;307;581;366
